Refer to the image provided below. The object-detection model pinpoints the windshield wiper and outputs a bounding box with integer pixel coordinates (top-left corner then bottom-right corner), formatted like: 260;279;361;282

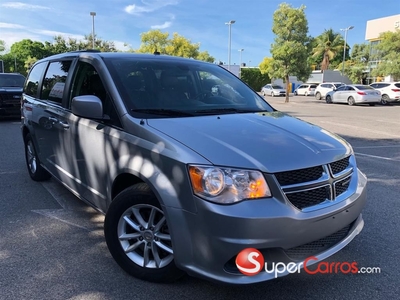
131;108;194;117
194;108;259;115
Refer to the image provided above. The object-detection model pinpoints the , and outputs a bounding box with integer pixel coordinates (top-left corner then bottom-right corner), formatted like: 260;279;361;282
261;84;286;97
369;82;400;105
21;51;367;284
325;85;381;106
314;82;344;100
294;83;317;96
0;73;25;117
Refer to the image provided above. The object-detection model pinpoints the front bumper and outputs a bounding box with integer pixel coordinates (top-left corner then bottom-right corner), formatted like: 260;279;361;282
165;169;367;284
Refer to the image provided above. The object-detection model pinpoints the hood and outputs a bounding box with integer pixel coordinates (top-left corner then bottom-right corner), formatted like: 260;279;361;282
147;112;352;173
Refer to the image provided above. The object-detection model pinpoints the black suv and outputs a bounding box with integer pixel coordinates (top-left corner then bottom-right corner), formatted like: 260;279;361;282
0;73;25;117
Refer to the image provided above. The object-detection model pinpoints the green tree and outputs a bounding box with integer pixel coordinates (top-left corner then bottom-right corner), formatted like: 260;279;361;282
137;30;170;54
240;68;270;91
47;34;117;54
268;3;311;102
339;43;370;84
136;30;215;62
259;57;273;74
0;40;5;52
371;30;400;81
312;29;345;70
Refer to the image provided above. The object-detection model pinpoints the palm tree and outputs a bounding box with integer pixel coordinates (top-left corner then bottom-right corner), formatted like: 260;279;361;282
312;29;345;70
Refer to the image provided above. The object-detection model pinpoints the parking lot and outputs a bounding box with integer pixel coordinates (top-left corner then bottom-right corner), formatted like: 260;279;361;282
0;96;399;299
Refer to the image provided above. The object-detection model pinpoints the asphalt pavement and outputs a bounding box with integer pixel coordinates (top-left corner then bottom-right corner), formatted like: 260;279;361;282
0;97;399;299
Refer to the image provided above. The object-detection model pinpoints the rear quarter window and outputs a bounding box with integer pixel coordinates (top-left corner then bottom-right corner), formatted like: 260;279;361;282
24;62;47;97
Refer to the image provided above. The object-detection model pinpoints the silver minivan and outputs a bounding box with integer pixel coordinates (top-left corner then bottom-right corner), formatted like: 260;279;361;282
21;51;367;284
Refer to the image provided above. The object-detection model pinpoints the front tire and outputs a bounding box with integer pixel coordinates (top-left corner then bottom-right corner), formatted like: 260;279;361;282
381;95;390;105
24;133;51;181
326;95;332;103
104;183;184;283
315;92;321;100
294;91;298;96
271;92;275;97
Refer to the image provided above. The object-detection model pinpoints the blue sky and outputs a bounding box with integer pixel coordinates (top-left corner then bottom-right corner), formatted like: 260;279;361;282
0;0;399;66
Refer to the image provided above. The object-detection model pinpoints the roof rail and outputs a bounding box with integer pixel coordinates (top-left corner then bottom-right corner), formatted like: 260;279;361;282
68;49;101;53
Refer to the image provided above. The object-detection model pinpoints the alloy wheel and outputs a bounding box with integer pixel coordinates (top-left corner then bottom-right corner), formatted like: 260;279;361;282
117;204;173;269
26;140;37;175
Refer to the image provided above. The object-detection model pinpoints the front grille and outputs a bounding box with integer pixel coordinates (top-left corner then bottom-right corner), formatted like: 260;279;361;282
275;166;324;186
285;223;352;260
330;156;350;175
335;176;351;197
274;156;354;211
286;186;330;210
0;93;21;105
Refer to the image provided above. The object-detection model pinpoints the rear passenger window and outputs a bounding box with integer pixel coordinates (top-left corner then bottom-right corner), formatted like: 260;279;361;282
24;62;47;97
41;60;72;103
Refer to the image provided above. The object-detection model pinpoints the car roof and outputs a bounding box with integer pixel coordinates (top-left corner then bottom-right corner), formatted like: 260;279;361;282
34;50;209;65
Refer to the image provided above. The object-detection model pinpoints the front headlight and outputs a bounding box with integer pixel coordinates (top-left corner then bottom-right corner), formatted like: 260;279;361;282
188;165;272;204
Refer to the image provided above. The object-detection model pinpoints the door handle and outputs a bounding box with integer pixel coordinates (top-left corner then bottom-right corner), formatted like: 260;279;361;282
48;117;70;129
48;117;58;123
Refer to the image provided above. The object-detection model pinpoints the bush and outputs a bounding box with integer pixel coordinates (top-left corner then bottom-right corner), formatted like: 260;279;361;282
240;68;270;91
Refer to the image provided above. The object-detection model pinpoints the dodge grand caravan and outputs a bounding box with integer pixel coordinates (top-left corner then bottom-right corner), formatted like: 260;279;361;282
21;51;367;284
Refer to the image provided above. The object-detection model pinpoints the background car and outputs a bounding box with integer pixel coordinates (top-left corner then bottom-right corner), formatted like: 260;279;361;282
261;84;286;97
369;82;400;105
315;82;344;100
294;83;317;96
0;73;25;117
325;85;381;106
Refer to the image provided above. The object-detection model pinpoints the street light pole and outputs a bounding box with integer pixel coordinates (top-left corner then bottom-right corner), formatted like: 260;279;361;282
340;25;354;77
90;12;96;49
238;49;244;78
225;20;235;71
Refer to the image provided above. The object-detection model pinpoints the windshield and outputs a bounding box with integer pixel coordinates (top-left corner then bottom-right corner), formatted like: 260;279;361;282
104;57;274;118
271;85;283;89
333;83;344;88
0;74;25;87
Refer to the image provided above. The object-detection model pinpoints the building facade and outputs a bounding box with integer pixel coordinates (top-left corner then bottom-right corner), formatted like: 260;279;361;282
365;14;400;82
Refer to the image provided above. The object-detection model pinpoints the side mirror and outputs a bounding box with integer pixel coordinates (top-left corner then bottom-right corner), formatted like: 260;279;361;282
71;95;104;119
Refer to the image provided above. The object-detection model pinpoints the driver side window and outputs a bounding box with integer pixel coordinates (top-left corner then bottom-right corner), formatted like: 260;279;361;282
70;62;122;127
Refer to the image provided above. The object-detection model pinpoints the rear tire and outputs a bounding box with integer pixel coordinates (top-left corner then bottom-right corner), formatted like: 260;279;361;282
104;183;185;283
271;92;275;97
24;133;51;181
315;92;321;100
347;97;356;106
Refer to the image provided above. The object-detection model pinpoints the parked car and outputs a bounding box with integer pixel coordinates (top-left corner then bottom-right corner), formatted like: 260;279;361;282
0;73;25;117
294;83;317;96
315;82;344;100
369;82;400;105
325;85;381;106
261;84;286;97
21;51;367;285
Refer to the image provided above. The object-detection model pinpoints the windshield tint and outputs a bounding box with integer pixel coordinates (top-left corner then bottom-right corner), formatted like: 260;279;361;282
104;57;274;118
271;85;283;89
0;74;25;87
333;83;343;88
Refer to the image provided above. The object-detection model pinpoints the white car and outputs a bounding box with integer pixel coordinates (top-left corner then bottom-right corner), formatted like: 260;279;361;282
294;83;317;96
325;85;381;106
369;82;400;105
261;84;286;97
315;82;344;100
